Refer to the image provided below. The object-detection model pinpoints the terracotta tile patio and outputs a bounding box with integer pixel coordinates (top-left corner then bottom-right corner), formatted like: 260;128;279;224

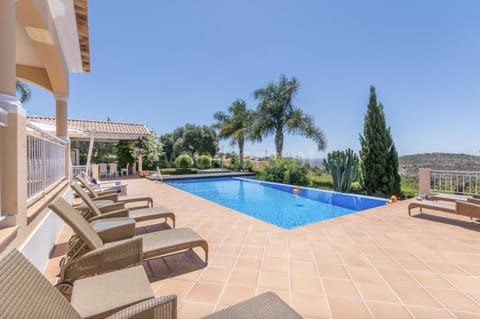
45;178;480;318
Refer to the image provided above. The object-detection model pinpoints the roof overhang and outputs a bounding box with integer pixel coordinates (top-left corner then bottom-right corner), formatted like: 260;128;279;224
15;0;90;94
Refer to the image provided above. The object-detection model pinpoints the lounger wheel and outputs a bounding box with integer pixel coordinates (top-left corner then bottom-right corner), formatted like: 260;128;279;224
55;280;73;301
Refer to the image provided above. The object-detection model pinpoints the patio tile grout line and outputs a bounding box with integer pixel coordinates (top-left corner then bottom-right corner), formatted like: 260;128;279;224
379;229;480;315
394;249;480;316
254;230;269;300
330;229;376;319
361;237;458;318
177;216;240;309
307;231;334;319
211;220;250;312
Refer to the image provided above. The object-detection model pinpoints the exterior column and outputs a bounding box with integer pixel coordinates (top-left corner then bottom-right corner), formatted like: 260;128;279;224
0;0;16;97
55;94;70;180
0;0;27;231
55;94;68;138
418;168;431;195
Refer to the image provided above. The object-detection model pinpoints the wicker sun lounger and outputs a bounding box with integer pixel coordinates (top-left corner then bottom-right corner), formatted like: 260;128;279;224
76;175;153;207
72;183;175;228
408;200;456;216
1;250;301;319
408;199;480;219
0;249;177;319
49;198;208;281
425;193;471;202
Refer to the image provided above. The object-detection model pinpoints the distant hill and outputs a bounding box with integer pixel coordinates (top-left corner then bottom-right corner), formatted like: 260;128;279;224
399;153;480;177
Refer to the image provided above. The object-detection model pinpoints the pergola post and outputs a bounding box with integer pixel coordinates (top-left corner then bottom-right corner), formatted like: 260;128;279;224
138;156;143;173
55;94;70;180
0;0;27;230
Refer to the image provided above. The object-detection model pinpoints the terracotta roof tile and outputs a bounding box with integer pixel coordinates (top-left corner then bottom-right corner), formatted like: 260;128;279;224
27;116;150;139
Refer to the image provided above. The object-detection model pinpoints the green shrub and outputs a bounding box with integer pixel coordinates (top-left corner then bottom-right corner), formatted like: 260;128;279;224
211;158;222;168
284;160;308;185
196;155;211;169
261;160;308;186
160;168;197;175
175;155;193;168
243;160;253;172
262;160;287;183
226;153;240;171
308;174;333;189
157;159;170;169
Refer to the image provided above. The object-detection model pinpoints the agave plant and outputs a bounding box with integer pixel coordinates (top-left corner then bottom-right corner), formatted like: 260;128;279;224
323;148;359;193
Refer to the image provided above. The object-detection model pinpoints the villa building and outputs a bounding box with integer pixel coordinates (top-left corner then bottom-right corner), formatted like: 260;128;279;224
0;0;90;270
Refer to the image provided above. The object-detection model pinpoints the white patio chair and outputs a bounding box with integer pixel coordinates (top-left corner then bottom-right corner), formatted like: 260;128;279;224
99;163;108;177
121;162;129;176
109;163;118;176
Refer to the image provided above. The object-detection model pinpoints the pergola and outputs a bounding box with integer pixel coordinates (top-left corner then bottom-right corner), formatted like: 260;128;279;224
27;115;151;175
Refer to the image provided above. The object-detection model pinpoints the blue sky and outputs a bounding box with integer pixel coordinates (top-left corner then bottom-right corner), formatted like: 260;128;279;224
27;0;480;158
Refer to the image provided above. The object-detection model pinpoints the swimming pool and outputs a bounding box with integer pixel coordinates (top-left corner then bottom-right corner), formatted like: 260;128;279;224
167;177;388;229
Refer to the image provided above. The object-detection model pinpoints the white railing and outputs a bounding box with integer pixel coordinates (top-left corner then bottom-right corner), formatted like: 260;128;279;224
27;123;67;202
72;165;87;177
430;169;480;195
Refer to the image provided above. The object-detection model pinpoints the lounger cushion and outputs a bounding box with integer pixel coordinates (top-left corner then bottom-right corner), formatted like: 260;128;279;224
92;218;136;242
0;250;82;319
109;227;206;260
71;266;153;319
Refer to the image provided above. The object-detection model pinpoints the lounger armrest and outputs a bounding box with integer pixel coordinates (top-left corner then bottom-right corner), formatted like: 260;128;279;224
456;201;480;219
95;193;119;201
106;295;177;319
467;197;480;205
96;189;119;196
60;237;143;282
90;208;129;221
98;202;126;213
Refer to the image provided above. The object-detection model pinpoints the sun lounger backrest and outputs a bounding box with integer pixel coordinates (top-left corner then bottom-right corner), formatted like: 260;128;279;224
0;249;82;319
76;175;100;199
49;198;104;249
71;183;103;217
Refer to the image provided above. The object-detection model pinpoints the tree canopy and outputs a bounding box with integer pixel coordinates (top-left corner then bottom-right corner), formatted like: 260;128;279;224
213;99;254;170
173;123;219;164
129;130;164;170
359;86;401;197
252;75;326;159
16;80;31;103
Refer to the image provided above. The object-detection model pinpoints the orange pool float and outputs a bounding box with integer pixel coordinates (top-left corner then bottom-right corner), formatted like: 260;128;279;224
293;186;300;194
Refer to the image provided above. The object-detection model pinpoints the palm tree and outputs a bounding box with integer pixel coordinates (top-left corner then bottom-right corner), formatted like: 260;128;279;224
213;99;254;170
252;75;326;159
16;80;31;103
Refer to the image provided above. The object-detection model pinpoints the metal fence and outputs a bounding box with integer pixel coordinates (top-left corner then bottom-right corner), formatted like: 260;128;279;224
430;169;480;195
72;165;87;177
27;123;67;201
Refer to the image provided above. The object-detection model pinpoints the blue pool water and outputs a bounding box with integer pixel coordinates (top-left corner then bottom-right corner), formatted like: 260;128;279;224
167;178;388;229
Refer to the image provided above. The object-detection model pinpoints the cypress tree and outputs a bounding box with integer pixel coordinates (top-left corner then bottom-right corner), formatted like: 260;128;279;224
359;86;401;197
